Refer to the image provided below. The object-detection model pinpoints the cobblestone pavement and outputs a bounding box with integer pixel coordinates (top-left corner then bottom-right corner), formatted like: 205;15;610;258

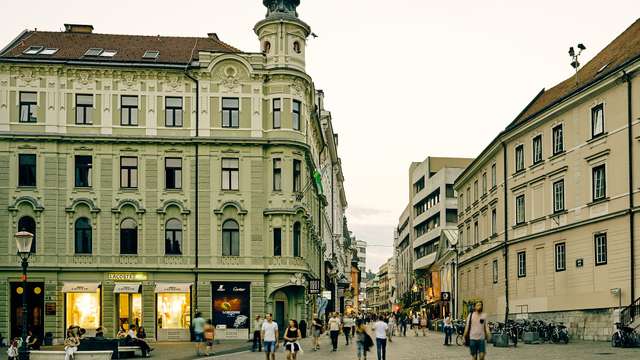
210;331;640;360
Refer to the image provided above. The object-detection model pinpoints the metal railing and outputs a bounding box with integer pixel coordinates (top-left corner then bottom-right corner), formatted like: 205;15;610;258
620;296;640;329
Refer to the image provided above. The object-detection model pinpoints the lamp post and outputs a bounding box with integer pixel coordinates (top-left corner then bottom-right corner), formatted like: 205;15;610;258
15;231;33;360
447;245;459;319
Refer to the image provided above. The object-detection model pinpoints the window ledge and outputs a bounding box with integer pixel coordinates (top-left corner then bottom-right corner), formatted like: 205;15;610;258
490;233;498;239
119;188;138;193
513;169;526;176
17;186;37;190
163;189;184;194
489;186;498;194
530;215;546;224
549;210;568;217
472;200;479;206
221;189;240;193
480;193;488;201
588;197;610;206
549;151;566;160
530;161;545;170
512;222;527;230
588;132;608;144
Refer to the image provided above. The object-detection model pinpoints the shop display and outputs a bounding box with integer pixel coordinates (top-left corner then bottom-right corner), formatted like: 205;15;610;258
157;293;190;329
66;290;101;329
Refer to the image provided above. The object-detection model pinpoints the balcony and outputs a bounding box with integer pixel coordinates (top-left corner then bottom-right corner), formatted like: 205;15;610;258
413;252;437;271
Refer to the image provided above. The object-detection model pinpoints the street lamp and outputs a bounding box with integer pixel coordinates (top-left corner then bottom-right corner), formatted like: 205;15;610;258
16;231;33;360
447;245;459;319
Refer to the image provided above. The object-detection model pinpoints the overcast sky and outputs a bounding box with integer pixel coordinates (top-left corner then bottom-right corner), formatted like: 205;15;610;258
2;0;637;273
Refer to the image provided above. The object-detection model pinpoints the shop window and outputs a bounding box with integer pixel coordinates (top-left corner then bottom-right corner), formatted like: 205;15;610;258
222;219;240;256
118;293;142;330
293;222;301;257
74;217;92;254
66;290;101;330
120;218;138;255
157;293;191;329
165;218;182;255
18;216;36;253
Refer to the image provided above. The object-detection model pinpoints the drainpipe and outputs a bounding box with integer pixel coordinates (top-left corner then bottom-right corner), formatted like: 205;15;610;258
184;69;200;309
623;70;635;304
502;141;510;324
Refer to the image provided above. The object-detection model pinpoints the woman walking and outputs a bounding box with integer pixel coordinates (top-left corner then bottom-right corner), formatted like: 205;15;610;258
311;314;323;351
283;320;302;360
355;320;372;360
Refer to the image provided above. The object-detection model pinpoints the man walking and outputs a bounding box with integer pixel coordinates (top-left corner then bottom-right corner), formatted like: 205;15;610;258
261;313;279;360
372;315;388;360
328;312;342;352
253;315;264;352
192;312;206;356
463;302;491;360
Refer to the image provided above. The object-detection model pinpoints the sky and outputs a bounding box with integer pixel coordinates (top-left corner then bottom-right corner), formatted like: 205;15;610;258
2;0;637;273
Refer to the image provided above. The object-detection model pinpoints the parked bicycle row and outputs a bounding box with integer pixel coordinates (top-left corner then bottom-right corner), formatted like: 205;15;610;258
450;318;569;347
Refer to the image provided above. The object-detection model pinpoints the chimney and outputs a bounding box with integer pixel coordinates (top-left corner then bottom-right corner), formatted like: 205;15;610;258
64;24;94;33
207;33;219;41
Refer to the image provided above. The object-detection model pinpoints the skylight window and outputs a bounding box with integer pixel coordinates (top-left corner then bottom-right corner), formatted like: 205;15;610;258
142;50;160;59
84;48;104;57
597;63;610;73
23;46;44;55
39;48;58;55
100;50;117;57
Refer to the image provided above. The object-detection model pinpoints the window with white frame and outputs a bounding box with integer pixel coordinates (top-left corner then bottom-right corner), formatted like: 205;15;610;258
222;98;240;128
553;179;565;213
515;194;525;225
532;135;543;164
515;145;524;172
273;158;282;191
552;124;564;155
222;158;239;190
555;242;566;271
165;97;183;127
517;251;526;277
591;104;604;138
121;95;138;126
595;233;607;265
592;164;606;201
76;94;93;124
19;92;37;123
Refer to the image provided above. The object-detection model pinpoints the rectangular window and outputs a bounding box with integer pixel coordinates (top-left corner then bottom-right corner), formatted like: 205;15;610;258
292;100;301;131
595;233;607;265
592;165;606;201
165;158;182;190
222;158;239;190
474;221;479;244
273;228;282;256
482;173;487;195
165;97;183;127
222;98;240;128
75;94;93;124
553;179;565;213
273;99;281;129
515;145;524;172
74;155;92;188
19;92;37;123
121;96;138;126
414;177;425;193
555;242;566;272
273;158;282;191
552;124;564;155
120;157;138;188
516;194;525;225
591;104;604;138
491;163;497;188
466;188;471;208
491;208;497;235
293;159;302;192
492;260;498;284
18;154;37;187
517;251;526;277
446;184;455;198
459;229;464;249
473;180;479;202
532;135;543;164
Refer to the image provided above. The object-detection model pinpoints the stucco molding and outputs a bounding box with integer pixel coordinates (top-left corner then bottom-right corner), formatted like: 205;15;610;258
266;272;308;298
213;200;248;215
8;196;44;213
65;198;101;214
111;198;146;214
157;199;191;215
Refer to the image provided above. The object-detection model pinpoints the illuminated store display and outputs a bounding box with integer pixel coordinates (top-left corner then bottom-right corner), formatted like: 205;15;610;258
66;290;101;329
157;293;190;329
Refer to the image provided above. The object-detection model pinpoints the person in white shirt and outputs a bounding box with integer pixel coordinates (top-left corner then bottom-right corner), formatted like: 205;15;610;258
253;315;264;352
412;314;419;336
261;313;279;360
327;313;342;351
372;315;389;360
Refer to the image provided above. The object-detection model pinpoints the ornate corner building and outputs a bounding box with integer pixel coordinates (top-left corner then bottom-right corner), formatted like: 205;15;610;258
0;0;349;343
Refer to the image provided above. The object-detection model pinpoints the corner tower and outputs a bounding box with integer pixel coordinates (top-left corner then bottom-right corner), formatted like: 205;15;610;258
254;0;311;71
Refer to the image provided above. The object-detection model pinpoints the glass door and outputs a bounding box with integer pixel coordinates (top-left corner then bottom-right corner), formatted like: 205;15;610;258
118;293;142;331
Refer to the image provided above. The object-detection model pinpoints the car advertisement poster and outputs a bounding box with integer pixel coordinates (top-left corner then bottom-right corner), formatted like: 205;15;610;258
212;282;251;329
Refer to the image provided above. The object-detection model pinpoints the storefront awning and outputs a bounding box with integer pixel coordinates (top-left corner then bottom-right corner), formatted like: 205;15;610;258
62;282;101;293
155;282;192;293
113;283;141;293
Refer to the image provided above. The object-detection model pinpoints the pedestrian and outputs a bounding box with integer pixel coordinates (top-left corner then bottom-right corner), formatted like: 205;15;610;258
420;315;427;336
204;319;215;356
443;314;453;345
127;324;153;357
372;315;388;360
311;314;323;351
387;314;395;342
283;320;302;360
328;312;342;352
400;315;407;337
64;328;79;360
355;320;372;360
261;313;279;360
253;315;264;352
411;314;419;336
463;302;491;360
7;338;18;360
192;312;206;356
343;314;355;345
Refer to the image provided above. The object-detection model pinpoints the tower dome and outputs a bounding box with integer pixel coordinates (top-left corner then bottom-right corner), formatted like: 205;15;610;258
263;0;300;18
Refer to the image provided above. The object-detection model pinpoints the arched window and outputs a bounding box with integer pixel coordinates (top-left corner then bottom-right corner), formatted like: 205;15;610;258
120;218;138;255
293;222;301;257
165;218;182;255
74;217;92;254
263;41;271;53
222;220;239;256
293;41;301;54
18;216;36;253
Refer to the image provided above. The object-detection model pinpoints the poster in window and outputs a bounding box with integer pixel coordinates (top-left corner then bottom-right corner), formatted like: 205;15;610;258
212;282;250;329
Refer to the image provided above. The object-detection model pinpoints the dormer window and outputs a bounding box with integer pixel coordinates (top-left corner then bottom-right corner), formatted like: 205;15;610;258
23;46;44;55
84;48;104;57
39;48;58;55
100;50;117;57
142;50;159;60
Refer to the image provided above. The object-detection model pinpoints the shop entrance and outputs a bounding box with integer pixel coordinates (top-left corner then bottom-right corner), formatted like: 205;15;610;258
117;293;142;331
10;282;44;341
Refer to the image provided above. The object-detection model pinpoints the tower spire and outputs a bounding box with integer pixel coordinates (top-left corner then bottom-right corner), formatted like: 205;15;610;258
263;0;300;18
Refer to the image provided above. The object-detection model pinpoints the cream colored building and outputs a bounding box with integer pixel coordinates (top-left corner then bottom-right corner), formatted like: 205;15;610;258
455;19;640;340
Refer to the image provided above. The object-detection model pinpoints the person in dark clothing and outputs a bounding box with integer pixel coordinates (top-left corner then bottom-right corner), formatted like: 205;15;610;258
283;320;301;360
127;324;153;357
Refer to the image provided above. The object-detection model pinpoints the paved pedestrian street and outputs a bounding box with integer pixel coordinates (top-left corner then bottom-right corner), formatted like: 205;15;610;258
211;332;639;360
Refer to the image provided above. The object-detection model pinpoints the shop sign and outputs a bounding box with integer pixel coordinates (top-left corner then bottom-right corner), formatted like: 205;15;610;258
212;282;251;329
45;302;56;315
107;272;147;281
308;279;320;294
322;290;332;300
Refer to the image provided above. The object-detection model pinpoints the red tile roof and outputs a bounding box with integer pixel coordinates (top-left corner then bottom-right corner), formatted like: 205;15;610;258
510;18;640;127
0;30;242;65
